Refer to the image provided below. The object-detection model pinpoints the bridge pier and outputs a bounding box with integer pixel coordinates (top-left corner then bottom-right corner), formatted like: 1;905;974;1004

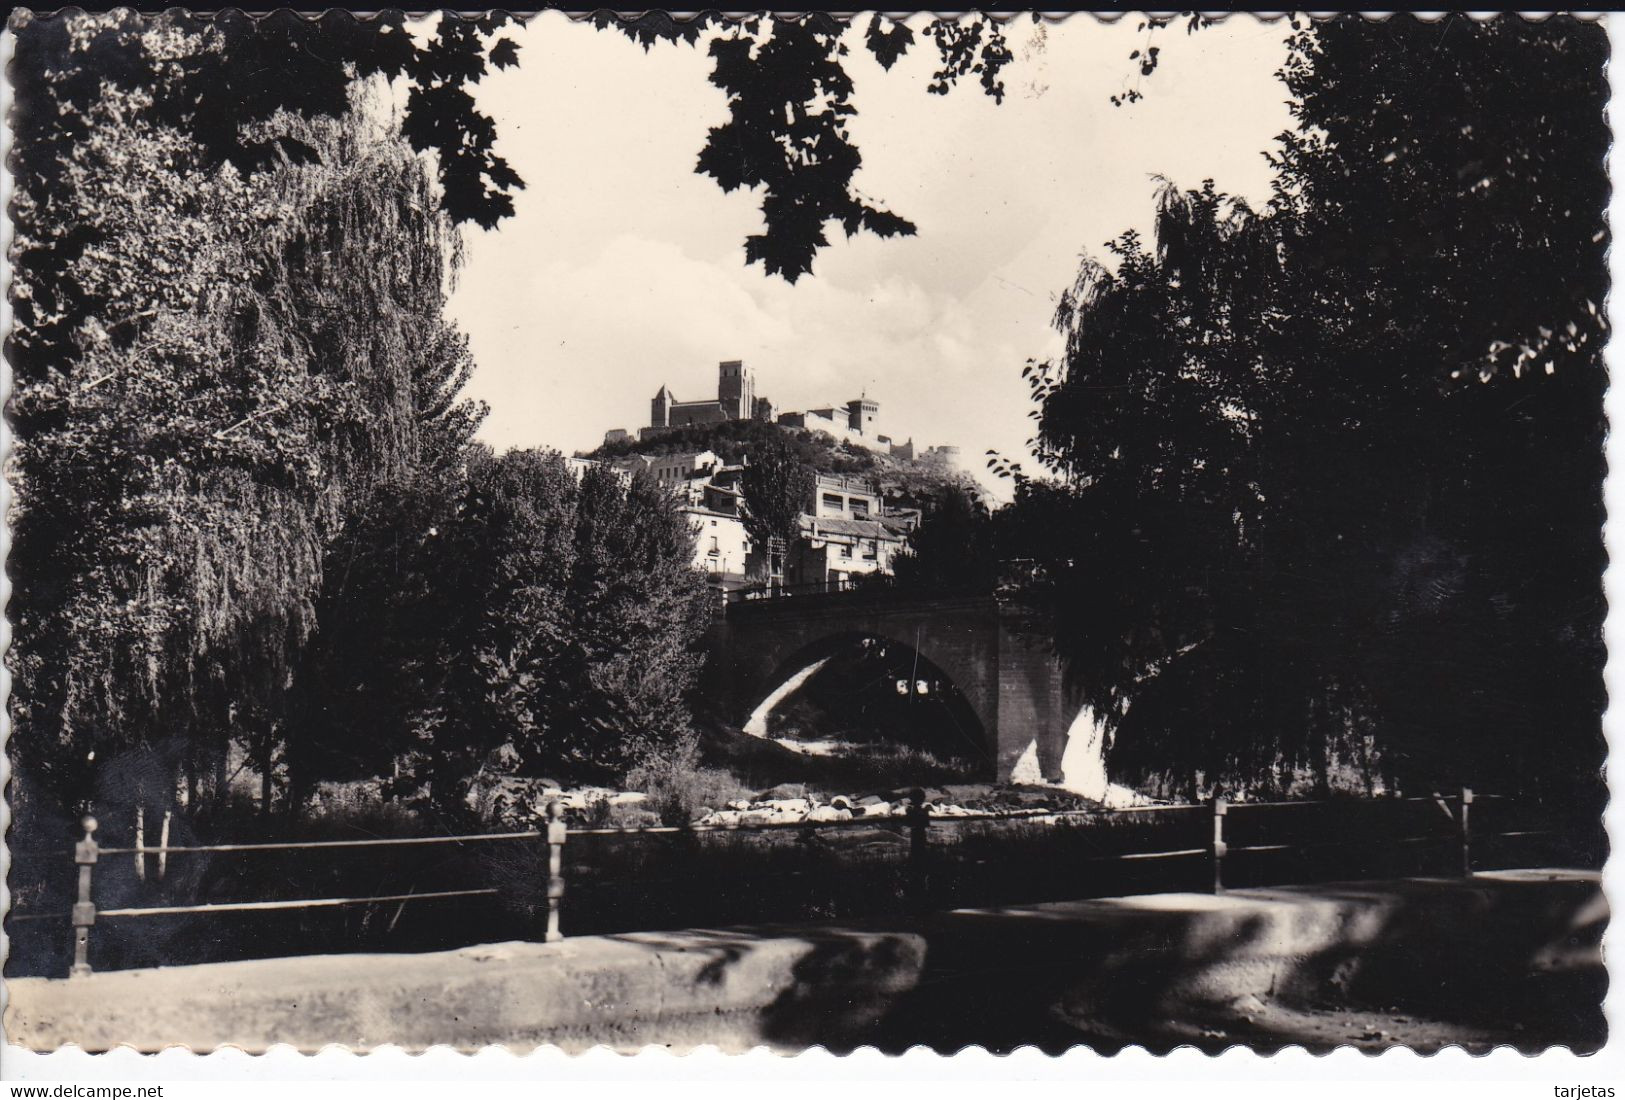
992;603;1070;781
705;591;1070;784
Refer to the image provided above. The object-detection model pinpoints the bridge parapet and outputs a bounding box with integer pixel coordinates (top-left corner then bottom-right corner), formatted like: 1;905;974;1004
724;559;1051;613
725;582;999;621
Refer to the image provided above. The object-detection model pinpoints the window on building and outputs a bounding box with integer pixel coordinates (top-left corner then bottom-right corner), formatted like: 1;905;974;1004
850;499;869;518
839;543;852;558
822;493;843;512
862;540;878;560
708;536;719;556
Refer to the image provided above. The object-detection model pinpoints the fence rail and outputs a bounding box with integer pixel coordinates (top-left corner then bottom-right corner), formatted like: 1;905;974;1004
95;829;540;856
16;784;1586;979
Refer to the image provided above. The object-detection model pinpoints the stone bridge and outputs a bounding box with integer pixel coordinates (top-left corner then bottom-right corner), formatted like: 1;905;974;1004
702;588;1071;782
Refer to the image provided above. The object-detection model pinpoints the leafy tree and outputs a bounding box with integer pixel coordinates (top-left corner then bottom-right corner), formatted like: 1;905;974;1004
401;448;580;813
1263;14;1608;799
1021;182;1291;796
980;15;1606;800
391;452;711;811
891;487;1001;594
7;64;474;813
596;11;1015;281
552;468;713;777
740;439;817;580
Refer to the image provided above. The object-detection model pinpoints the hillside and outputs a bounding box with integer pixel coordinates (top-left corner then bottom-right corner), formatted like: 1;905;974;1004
582;420;984;513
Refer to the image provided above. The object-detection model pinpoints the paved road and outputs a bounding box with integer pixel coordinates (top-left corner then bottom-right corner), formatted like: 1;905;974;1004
6;870;1602;1054
840;870;1604;1054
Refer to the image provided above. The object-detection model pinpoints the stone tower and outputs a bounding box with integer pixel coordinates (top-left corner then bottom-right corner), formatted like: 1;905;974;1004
718;360;754;421
846;395;879;435
651;384;673;429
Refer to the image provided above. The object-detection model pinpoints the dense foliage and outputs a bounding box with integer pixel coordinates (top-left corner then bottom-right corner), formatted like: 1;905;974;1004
9;91;468;817
965;15;1609;800
740;438;818;578
890;488;1001;594
3;13;710;829
339;451;712;813
7;7;519;816
926;15;1610;800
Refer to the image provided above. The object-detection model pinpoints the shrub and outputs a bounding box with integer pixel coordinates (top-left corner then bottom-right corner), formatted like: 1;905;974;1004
581;796;616;830
625;737;749;827
606;803;661;829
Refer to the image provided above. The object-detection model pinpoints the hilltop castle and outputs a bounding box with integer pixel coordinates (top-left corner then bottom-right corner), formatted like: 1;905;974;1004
639;360;775;439
607;359;941;462
590;358;968;596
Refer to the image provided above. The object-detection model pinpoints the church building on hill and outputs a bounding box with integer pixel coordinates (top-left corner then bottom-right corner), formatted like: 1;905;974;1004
639;359;775;441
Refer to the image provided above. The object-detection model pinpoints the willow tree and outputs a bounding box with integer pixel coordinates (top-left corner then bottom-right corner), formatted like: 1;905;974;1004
7;27;478;823
284;324;488;805
1017;183;1307;799
995;15;1607;801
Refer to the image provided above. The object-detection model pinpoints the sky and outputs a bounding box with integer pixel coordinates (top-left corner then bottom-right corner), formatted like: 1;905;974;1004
446;14;1297;497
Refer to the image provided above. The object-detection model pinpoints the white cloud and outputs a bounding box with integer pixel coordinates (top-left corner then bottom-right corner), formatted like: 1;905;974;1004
447;13;1295;491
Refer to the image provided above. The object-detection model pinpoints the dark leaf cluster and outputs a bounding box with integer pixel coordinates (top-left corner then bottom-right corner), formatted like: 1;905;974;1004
926;17;1013;103
695;16;916;281
595;12;1012;281
8;9;524;232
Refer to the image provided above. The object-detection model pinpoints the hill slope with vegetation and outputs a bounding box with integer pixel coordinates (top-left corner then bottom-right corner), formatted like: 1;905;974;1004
584;420;983;514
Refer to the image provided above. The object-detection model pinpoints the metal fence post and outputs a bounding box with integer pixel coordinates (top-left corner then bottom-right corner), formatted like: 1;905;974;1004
1459;786;1474;878
544;800;567;943
133;805;146;882
906;787;929;912
158;809;172;882
1210;797;1228;894
70;815;99;978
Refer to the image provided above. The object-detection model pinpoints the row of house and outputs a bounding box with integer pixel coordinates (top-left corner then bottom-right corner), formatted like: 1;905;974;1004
588;448;918;594
586;359;982;593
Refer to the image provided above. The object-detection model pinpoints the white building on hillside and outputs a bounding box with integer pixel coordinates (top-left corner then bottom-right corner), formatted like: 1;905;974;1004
682;505;752;589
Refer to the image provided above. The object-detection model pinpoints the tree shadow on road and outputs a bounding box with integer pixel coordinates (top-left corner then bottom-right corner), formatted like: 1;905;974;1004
726;876;1607;1054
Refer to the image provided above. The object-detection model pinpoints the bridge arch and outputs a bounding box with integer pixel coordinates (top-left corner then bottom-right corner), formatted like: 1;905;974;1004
742;631;997;771
704;591;1074;783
